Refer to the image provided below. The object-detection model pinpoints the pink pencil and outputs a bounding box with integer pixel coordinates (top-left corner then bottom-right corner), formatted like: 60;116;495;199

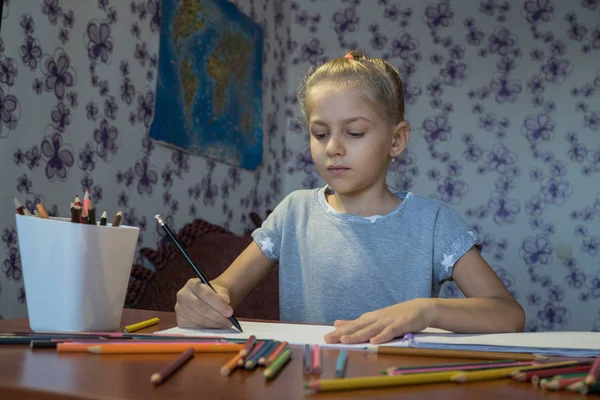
312;344;321;374
83;189;90;214
389;361;534;375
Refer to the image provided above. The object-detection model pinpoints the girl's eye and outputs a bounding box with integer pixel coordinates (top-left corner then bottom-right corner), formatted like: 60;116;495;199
312;132;328;140
348;132;365;138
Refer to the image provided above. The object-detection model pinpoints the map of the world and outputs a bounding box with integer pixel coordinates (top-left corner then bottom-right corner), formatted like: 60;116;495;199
150;0;264;169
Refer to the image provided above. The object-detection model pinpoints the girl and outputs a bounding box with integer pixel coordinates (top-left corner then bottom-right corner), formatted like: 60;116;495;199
175;51;525;344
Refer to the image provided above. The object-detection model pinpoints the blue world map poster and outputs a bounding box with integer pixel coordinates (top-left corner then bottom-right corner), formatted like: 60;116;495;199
150;0;264;170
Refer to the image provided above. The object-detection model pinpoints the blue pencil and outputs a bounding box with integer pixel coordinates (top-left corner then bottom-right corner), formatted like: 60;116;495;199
303;344;312;374
335;349;348;378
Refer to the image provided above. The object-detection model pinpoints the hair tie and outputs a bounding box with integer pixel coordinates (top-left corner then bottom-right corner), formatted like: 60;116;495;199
344;53;354;60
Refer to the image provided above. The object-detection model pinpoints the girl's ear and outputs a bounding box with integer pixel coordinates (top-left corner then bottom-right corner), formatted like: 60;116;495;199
390;121;410;158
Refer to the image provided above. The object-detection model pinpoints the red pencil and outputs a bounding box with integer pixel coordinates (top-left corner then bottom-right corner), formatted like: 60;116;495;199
13;197;32;216
239;335;256;357
150;347;194;386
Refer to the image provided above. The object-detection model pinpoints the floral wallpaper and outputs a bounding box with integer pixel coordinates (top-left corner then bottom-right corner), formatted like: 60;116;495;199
1;0;599;332
283;0;600;331
0;0;290;319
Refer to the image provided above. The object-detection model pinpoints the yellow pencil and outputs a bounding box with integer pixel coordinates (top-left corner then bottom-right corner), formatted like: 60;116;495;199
452;360;583;383
122;317;160;333
305;370;455;392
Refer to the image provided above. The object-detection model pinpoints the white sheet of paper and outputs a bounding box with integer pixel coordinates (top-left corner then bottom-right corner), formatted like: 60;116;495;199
156;322;372;348
155;322;448;348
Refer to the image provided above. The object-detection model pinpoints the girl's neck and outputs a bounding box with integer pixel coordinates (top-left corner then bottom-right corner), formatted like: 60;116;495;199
325;184;402;217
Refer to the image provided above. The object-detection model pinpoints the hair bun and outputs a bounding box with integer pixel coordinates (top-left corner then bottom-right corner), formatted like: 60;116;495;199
344;50;366;61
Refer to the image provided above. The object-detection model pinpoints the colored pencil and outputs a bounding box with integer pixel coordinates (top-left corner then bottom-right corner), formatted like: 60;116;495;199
264;348;292;380
265;341;288;366
246;340;275;370
154;214;243;333
220;352;244;376
83;189;90;214
312;344;321;374
303;344;312;374
122;317;160;333
382;359;519;375
71;205;81;223
376;346;543;361
335;349;348;378
452;360;586;383
13;197;27;215
514;364;590;383
239;341;264;367
541;373;588;390
35;202;49;218
85;343;243;354
567;379;600;394
584;354;600;386
112;209;122;227
150;347;194;386
258;341;280;366
390;360;533;375
239;335;256;357
57;341;227;352
88;199;96;225
100;210;107;226
81;208;89;224
305;370;456;392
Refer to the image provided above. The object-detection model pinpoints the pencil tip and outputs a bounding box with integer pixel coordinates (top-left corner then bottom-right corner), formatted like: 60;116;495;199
88;346;101;354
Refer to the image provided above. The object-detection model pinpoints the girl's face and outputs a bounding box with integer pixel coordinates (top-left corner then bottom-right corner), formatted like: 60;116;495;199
307;83;401;198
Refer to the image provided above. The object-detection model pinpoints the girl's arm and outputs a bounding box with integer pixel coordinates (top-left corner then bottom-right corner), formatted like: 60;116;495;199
427;247;525;333
211;241;277;308
175;241;276;329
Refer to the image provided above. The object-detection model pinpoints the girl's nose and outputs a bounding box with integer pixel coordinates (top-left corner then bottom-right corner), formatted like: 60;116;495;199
325;134;345;157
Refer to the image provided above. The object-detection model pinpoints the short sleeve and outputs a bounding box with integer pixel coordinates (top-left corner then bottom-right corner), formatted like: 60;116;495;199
251;194;293;262
433;205;478;288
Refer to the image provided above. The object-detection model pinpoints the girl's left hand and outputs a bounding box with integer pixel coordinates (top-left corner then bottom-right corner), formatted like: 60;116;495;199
323;298;436;345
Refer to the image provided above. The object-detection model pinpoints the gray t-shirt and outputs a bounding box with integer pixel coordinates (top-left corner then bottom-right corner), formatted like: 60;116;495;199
251;185;478;325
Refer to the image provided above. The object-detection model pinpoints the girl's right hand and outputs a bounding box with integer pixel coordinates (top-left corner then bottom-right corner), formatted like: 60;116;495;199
174;278;234;329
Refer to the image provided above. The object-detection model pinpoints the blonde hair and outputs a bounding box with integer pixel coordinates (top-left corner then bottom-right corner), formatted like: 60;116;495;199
297;51;405;124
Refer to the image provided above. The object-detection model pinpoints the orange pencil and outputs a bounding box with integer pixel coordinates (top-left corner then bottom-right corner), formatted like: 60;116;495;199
150;347;194;386
61;342;243;354
83;189;90;214
35;202;49;219
112;209;123;227
265;341;288;366
221;353;244;376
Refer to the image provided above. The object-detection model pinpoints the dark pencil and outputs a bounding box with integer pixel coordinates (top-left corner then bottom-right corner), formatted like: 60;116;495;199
99;211;107;226
154;214;243;333
150;347;194;386
88;200;96;225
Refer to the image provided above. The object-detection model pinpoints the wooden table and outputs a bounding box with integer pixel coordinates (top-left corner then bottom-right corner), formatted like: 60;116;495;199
0;309;582;399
